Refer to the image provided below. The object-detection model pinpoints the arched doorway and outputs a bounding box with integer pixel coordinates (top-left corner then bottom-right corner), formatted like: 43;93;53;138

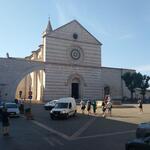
104;86;110;96
67;73;86;100
71;78;80;99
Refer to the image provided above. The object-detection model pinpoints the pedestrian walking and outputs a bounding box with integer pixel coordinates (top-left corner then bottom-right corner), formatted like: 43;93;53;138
87;100;91;115
19;99;24;114
92;100;97;114
106;100;112;116
102;100;107;117
80;99;86;114
137;98;143;113
1;107;10;136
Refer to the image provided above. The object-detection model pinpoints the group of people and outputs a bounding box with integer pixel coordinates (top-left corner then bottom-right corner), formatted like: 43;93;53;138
80;95;112;117
80;99;97;115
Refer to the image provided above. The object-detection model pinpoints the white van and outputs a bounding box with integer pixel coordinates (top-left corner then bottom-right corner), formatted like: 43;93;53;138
50;97;77;119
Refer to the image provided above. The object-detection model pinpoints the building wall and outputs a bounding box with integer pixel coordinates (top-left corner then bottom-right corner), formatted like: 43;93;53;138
43;64;102;100
42;21;102;101
101;67;135;100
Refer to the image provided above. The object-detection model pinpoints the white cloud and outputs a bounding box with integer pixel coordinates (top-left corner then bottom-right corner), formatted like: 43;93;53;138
134;65;150;75
54;1;79;25
55;2;69;25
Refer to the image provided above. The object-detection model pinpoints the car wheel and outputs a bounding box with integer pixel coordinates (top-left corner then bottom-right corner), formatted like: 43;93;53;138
50;115;55;120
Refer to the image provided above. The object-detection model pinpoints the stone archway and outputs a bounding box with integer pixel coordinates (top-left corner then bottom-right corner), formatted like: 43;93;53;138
0;58;45;101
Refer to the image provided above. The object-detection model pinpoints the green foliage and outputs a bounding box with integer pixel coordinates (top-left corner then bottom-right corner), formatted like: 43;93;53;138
140;75;150;99
121;72;142;99
122;72;150;100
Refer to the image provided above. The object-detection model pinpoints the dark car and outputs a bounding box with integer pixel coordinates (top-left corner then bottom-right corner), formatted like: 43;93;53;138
136;122;150;138
125;136;150;150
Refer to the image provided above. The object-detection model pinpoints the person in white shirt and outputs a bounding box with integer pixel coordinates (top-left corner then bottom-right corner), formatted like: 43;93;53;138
80;100;86;114
107;100;112;116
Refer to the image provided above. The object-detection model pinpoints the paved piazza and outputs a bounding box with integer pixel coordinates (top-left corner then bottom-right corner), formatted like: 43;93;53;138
0;104;150;150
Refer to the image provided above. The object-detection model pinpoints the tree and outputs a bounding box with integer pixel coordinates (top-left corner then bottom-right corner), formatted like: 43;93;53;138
121;72;142;100
140;75;150;100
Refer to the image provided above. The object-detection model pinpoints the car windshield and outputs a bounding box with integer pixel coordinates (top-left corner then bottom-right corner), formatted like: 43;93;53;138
55;103;68;108
50;101;57;105
5;104;17;108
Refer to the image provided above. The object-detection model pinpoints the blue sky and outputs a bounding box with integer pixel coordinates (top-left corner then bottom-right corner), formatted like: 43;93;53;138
0;0;150;75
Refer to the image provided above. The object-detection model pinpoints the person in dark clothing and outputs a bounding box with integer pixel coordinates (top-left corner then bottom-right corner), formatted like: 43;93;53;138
87;100;91;115
1;107;10;136
92;101;97;114
137;98;143;113
102;100;107;117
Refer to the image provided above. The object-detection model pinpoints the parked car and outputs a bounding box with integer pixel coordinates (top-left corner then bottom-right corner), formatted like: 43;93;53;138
136;122;150;138
125;136;150;150
5;102;20;117
44;100;58;110
50;97;77;119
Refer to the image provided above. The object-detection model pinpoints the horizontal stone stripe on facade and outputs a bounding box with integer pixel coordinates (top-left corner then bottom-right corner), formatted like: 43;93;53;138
45;54;101;65
46;36;100;47
46;47;100;56
45;64;101;71
45;75;101;81
45;51;101;60
44;94;68;97
45;66;101;72
45;73;101;78
46;40;101;53
44;90;68;94
45;46;100;58
44;85;68;89
45;81;67;85
45;78;101;84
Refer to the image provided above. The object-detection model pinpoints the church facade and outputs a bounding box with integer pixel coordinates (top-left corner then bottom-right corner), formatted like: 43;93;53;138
16;20;134;101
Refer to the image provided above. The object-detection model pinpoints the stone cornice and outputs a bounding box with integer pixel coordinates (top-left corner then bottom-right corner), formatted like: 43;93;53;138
45;61;101;69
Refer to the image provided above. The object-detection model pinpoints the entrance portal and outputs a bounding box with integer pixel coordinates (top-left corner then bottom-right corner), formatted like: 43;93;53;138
71;83;79;99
